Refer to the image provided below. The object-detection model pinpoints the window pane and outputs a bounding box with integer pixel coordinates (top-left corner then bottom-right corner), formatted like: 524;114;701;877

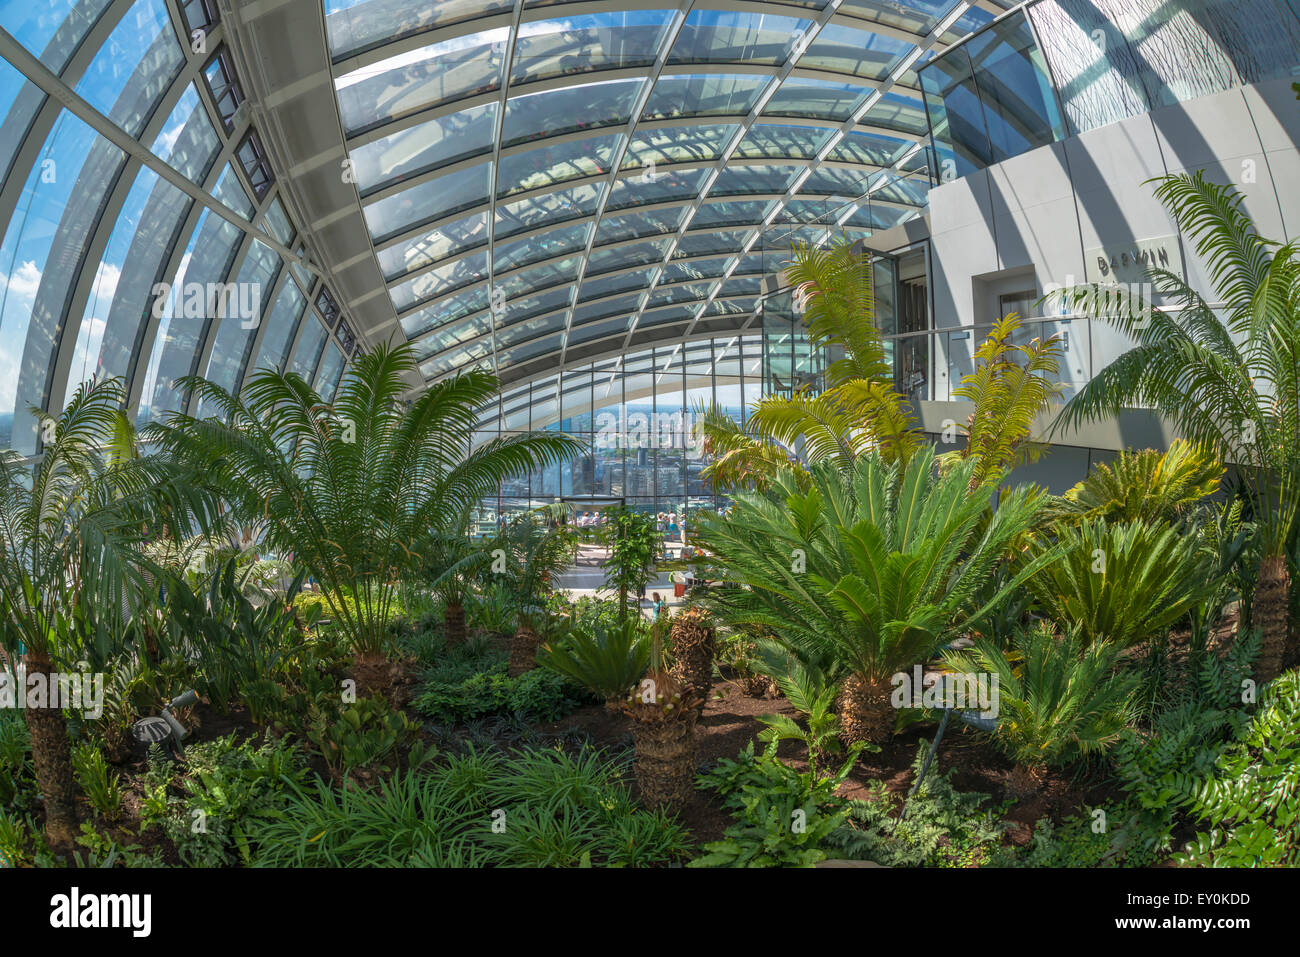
137;208;244;424
334;28;507;134
64;167;190;407
965;12;1065;162
253;277;308;373
0;113;124;452
75;0;184;137
149;84;220;183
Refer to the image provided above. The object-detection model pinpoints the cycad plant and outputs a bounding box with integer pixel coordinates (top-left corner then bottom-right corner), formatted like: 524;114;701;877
488;513;577;676
698;236;923;490
694;448;1056;745
1056;439;1223;525
537;618;650;706
0;377;213;854
944;622;1139;798
951;312;1064;490
145;342;578;689
423;510;488;647
1025;518;1216;650
1049;171;1300;681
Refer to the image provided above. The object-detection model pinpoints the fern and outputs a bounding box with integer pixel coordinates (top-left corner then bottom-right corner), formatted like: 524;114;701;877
953;313;1064;489
1174;668;1300;866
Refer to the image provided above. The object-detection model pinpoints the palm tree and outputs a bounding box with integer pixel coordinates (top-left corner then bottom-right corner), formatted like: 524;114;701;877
145;341;579;691
694;449;1056;745
1050;171;1300;682
697;236;924;488
0;378;213;854
424;509;487;647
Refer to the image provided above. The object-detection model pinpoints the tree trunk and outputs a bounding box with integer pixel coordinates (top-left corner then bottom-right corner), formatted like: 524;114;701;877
1252;554;1290;684
444;602;467;647
629;711;698;808
668;607;716;714
839;673;894;747
352;651;394;701
22;649;79;857
508;625;540;678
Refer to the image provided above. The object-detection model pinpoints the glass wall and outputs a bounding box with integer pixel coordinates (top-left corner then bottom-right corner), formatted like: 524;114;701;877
472;333;769;527
0;2;358;453
920;0;1300;178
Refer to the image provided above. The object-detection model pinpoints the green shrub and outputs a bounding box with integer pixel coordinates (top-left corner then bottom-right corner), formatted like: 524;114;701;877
306;695;427;777
143;735;308;867
690;739;862;868
414;644;588;724
0;708;34;809
71;743;123;820
246;746;689;867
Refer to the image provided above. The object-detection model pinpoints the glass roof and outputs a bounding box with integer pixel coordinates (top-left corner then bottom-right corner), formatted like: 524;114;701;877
328;0;968;387
0;0;995;445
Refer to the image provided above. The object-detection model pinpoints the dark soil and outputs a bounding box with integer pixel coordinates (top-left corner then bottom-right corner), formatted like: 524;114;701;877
537;674;1123;850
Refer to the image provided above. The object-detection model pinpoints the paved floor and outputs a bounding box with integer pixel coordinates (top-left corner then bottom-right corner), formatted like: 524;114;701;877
553;542;690;618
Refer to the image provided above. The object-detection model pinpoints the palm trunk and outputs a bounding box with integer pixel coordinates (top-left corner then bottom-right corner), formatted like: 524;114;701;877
22;649;79;857
1253;554;1290;683
508;625;540;678
623;670;699;808
444;602;467;646
629;711;698;808
668;608;716;713
839;673;894;747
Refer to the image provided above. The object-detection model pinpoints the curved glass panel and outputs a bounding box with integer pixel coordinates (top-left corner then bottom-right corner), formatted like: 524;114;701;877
764;78;871;120
75;0;183;137
498;133;620;197
621;122;738;168
290;313;329;381
390;250;488;313
137;208;244;425
800;24;914;80
63;167;190;407
351;103;497;194
324;0;512;60
1;1;116;73
334;29;507;134
669;10;812;65
150;84;220;183
496;181;604;238
511;12;674;85
605;167;708;210
315;341;346;400
501;79;643;147
377;210;488;280
252;277;308;374
363;163;491;241
0;113;124;452
641;74;767;120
